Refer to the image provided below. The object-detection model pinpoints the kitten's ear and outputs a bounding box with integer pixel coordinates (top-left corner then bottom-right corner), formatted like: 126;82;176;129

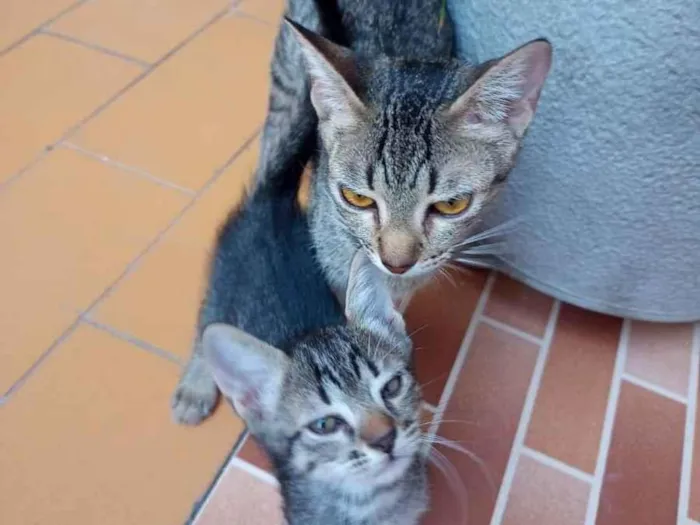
284;18;366;128
446;39;552;138
202;323;289;423
345;251;407;340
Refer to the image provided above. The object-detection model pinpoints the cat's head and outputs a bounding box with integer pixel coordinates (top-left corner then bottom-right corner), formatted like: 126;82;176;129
202;252;421;487
288;20;552;278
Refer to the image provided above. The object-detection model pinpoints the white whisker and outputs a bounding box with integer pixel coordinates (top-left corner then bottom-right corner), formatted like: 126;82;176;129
454;258;493;269
428;448;469;524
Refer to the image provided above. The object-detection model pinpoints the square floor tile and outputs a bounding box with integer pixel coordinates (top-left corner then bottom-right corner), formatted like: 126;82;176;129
73;14;275;190
238;0;285;25
0;0;76;51
0;323;244;525
0;34;141;183
0;148;189;393
51;0;232;63
92;142;258;357
194;462;283;525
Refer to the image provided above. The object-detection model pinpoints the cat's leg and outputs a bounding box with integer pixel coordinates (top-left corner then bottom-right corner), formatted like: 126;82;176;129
171;337;219;425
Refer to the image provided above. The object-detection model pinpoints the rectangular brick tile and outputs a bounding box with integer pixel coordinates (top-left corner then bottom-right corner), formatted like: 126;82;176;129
0;34;140;183
526;305;621;473
73;14;275;190
0;149;188;393
0;323;244;525
690;340;700;522
596;382;685;525
51;0;231;63
626;321;694;398
484;274;553;338
422;324;540;525
406;270;487;405
0;0;76;50
92;143;258;357
194;461;282;525
502;455;589;525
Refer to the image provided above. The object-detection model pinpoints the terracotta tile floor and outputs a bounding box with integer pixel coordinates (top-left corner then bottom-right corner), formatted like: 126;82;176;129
0;2;698;525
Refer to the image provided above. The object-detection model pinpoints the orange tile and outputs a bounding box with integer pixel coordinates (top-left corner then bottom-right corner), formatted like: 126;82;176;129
423;324;539;525
0;149;188;393
526;305;621;473
194;463;282;525
0;323;243;525
406;270;487;405
92;143;258;357
0;34;140;183
238;0;285;25
502;455;589;525
596;382;684;525
73;14;275;190
0;0;76;51
625;321;694;397
51;0;232;63
484;274;553;337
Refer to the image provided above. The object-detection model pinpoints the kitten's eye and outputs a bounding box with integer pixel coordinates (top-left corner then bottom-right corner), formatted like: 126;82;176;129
432;196;472;216
381;375;403;399
308;415;346;435
341;187;375;209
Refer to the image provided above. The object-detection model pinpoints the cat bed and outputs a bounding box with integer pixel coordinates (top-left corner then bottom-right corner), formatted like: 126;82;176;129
449;0;700;321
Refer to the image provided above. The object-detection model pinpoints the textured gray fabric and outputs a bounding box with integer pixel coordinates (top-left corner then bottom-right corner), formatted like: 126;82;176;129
449;0;700;322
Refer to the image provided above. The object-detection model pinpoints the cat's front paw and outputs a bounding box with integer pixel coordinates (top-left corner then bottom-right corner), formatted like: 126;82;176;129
171;358;219;425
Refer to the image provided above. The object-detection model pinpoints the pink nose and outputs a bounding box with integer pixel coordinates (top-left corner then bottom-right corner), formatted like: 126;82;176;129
382;261;414;275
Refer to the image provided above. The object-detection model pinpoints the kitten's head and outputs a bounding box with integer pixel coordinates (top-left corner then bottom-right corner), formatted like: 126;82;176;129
288;20;552;278
202;252;421;487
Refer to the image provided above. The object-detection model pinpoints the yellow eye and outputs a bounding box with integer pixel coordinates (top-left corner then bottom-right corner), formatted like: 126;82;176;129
341;187;375;208
433;196;472;216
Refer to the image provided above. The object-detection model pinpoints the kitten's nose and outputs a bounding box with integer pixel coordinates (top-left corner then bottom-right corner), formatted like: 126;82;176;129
369;426;397;454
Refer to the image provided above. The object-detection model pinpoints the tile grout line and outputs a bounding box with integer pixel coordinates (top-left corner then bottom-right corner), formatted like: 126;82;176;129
521;446;594;484
583;318;630;525
82;318;182;365
0;0;242;194
489;299;561;525
39;29;152;68
428;272;496;439
59;141;196;195
677;322;700;525
0;0;90;58
622;372;688;405
2;130;260;400
191;430;253;525
480;315;543;346
422;402;438;414
229;457;279;486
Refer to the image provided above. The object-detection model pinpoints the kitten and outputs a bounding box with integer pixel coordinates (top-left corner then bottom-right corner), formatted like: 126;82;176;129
171;153;426;524
256;1;552;306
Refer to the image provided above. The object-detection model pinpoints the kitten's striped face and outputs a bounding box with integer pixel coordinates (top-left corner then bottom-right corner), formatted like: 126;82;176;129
279;328;422;486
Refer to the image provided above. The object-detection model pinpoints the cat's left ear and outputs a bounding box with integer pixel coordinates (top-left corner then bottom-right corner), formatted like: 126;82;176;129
345;251;407;342
202;323;290;424
284;18;367;130
445;39;552;138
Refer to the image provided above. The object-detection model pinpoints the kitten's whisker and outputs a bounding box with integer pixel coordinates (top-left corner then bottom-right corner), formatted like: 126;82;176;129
456;219;522;247
438;267;458;288
428;448;469;524
423;435;498;498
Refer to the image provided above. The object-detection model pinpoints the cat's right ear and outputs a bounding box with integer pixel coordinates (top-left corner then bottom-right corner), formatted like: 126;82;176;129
345;251;407;342
202;323;289;423
284;18;366;130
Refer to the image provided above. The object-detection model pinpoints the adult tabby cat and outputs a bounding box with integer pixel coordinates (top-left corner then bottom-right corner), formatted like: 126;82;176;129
172;141;426;523
257;0;552;305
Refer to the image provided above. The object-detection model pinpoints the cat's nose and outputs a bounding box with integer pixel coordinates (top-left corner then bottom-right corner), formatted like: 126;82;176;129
369;426;397;454
382;261;414;275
